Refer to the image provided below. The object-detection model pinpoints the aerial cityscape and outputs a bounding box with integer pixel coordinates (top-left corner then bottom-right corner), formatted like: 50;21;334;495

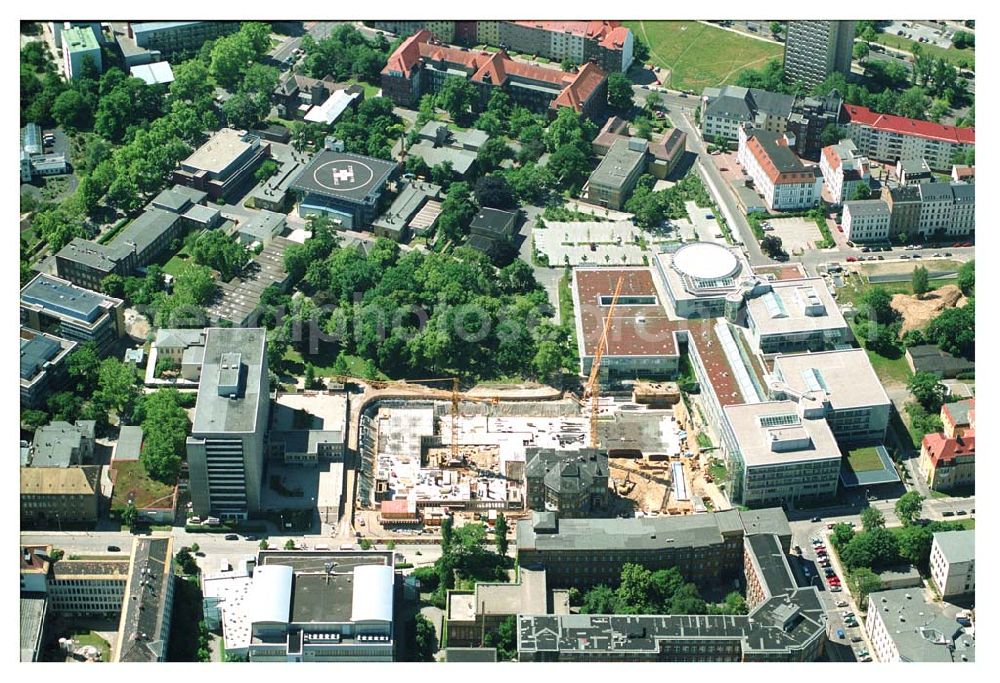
19;17;976;664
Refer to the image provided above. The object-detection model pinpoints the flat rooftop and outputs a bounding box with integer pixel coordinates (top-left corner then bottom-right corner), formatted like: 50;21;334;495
933;530;975;564
290;150;398;202
746;279;847;337
772;348;890;411
869;588;974;662
63;26;99;52
573;268;679;359
21;274;120;323
588;138;647;190
723;400;841;468
182;128;256;175
191;328;267;435
52;558;130;578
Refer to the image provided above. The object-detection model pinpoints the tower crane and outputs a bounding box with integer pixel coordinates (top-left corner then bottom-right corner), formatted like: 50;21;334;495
582;275;624;449
327;374;498;461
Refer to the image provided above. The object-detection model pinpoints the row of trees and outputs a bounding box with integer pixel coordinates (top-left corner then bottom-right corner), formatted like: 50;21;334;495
411;520;510;609
831;496;967;603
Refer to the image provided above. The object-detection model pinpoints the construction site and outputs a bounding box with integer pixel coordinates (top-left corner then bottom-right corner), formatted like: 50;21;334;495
340;268;732;539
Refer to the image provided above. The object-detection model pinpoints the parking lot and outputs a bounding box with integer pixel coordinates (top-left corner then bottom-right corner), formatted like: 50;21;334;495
883;20;955;49
676;201;727;244
766;216;823;254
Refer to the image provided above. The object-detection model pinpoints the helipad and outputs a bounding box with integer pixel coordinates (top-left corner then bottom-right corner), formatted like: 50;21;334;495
310;159;376;193
289;150;398;203
671;242;740;281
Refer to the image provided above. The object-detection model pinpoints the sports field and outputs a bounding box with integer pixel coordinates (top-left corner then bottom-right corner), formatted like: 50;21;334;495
626;21;784;92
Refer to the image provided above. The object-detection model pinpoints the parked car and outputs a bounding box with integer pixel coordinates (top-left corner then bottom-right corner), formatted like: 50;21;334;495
811;516;822;523
836;600;849;608
705;214;715;220
846;256;858;262
851;636;864;643
224;534;239;540
944;252;952;256
245;535;258;541
831;585;842;592
107;545;121;552
943;511;955;517
861;246;871;253
877;255;884;260
811;537;823;545
836;629;845;639
859;655;872;662
900;254;911;259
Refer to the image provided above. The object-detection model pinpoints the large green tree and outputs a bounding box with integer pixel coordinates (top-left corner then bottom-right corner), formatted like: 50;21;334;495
607;72;634;110
435;76;477;126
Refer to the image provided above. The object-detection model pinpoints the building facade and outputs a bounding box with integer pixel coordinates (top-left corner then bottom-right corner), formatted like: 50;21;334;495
720;400;842;507
783;21;855;89
930;531;975;599
820;139;870;205
186;328;270;519
20;327;76;410
843;104;974;171
700;86;794;142
381;30;608;119
20;466;101;528
919;431;975;493
737;126;822;211
524;448;609;517
21;274;126;354
865;589;974;662
743;278;850;355
62;26;103;80
881;185;922;238
47;559;130;617
173;128;271;201
130;21;239;55
842;199;891;243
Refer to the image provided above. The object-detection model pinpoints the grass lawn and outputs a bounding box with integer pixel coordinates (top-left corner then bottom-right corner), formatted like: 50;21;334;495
558;272;574;328
625;20;783;92
844;446;885;473
872;33;974;70
347;79;382;98
950;518;975;530
110;460;175;511
835;274;955;309
70;631;111;662
283;347;388;380
859;340;913;385
162;250;194;278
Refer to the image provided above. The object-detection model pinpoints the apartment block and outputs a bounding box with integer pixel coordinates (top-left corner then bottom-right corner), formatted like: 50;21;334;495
919;431;975;493
720;400;842;507
62;26;103;80
930;531;975;599
737;126;822;211
20;274;125;354
820;139;870;205
20;466;101;528
843;104;974;171
842;199;891;243
785;90;844;157
783;21;855;89
866;589;974;662
700;86;794;142
186;328;269;519
770;348;890;443
381;30;607;119
942;399;974;438
881;185;922;238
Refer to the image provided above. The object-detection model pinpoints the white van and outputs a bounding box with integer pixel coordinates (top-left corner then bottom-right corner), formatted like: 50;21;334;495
315;544;331;551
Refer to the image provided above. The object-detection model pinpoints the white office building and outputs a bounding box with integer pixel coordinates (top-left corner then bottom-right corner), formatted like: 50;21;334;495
930;530;975;599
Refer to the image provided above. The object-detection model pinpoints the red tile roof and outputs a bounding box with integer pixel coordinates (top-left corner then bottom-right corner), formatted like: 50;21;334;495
843;104;975;145
746;133;816;185
953;165;975;179
382;31;607;113
383;29;432;78
510;20;623;42
552;61;606;111
923;431;975;468
599;26;631;50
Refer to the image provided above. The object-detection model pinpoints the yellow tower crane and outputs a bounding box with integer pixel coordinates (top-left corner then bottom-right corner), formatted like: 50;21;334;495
583;275;624;449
